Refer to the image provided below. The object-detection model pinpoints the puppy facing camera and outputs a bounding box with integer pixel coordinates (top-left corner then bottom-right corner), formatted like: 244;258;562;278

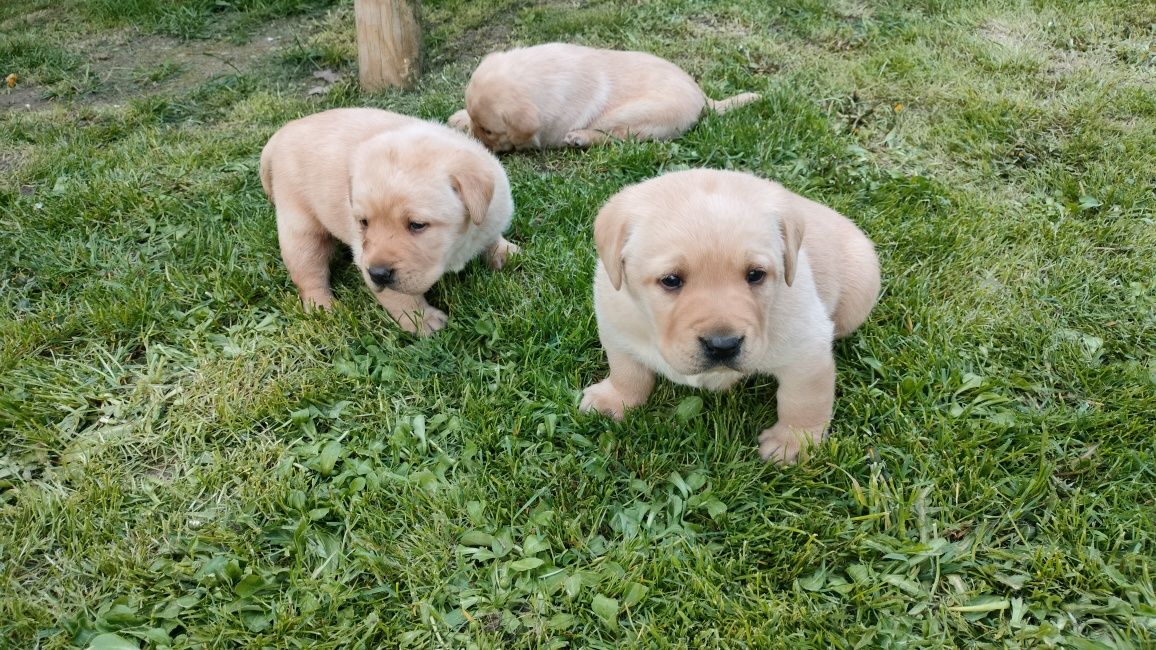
260;108;519;336
579;169;881;464
447;43;760;152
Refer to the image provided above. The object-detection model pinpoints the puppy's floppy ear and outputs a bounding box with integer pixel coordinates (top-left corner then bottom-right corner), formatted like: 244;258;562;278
450;156;494;226
594;195;631;291
778;211;805;287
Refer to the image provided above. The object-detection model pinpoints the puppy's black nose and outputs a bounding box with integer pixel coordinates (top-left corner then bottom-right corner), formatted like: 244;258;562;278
367;266;395;287
700;334;744;362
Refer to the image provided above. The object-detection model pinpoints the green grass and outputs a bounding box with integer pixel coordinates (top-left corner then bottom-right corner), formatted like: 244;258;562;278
2;0;1154;647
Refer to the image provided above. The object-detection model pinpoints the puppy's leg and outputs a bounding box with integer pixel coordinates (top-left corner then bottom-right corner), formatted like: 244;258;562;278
758;354;836;464
277;209;336;309
566;101;698;147
580;347;655;420
484;236;521;270
563;128;613;148
373;288;448;337
447;109;472;133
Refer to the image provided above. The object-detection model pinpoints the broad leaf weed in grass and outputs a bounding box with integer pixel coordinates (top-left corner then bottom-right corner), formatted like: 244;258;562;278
1;0;1155;648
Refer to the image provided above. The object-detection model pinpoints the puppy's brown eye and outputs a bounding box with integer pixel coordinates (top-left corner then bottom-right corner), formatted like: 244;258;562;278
746;268;767;285
659;274;684;290
359;219;368;229
408;221;428;233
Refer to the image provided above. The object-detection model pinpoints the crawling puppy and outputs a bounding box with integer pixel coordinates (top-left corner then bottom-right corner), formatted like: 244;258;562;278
579;169;881;464
447;43;760;151
260;108;518;336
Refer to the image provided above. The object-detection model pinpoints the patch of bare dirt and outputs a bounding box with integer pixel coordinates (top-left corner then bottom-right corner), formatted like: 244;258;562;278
1045;47;1115;78
981;16;1154;89
0;148;28;176
0;7;52;32
425;0;542;66
2;14;317;114
980;18;1040;52
0;85;44;112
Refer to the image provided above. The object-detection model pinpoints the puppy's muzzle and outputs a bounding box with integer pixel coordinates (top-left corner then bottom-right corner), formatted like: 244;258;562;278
699;334;744;366
367;266;396;289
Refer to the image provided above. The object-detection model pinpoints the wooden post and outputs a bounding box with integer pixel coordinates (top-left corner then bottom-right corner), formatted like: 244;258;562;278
355;0;422;90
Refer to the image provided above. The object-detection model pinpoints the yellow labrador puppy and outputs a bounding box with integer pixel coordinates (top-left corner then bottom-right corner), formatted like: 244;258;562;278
260;108;518;336
579;169;881;464
447;43;760;152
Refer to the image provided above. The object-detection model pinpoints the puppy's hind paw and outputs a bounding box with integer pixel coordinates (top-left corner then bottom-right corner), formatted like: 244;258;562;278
448;110;472;133
486;237;521;270
563;130;597;148
758;422;825;465
579;380;629;421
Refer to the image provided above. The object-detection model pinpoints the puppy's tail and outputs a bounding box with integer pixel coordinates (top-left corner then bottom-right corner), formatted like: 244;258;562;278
706;92;761;115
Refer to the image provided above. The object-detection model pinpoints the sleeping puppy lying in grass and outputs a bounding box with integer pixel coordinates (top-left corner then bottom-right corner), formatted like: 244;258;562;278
579;169;881;464
260;108;518;336
448;43;760;152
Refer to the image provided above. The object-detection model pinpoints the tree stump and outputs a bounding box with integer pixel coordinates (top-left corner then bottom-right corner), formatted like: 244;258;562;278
355;0;422;90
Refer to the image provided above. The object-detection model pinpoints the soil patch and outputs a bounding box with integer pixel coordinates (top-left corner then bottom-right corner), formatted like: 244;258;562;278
2;14;315;113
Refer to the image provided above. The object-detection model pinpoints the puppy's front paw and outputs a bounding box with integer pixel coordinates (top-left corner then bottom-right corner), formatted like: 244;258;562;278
396;306;449;337
299;292;334;311
448;110;472;133
579;380;629;420
486;237;521;270
758;422;824;465
563;130;594;148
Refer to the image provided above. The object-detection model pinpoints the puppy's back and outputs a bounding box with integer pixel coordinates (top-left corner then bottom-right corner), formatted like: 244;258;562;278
776;187;880;338
475;43;702;107
260;109;422;210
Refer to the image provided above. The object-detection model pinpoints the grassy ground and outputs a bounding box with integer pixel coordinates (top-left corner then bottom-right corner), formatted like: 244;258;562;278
2;0;1154;647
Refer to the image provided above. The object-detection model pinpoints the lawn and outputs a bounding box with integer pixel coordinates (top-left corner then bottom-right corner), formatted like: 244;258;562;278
1;0;1154;647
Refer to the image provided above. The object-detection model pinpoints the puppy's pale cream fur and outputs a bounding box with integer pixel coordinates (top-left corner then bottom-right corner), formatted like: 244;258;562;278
260;108;518;336
579;169;881;464
447;43;759;151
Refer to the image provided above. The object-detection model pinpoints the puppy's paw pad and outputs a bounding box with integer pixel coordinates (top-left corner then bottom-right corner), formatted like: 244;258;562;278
447;110;471;132
758;423;820;465
487;239;521;270
579;381;628;421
